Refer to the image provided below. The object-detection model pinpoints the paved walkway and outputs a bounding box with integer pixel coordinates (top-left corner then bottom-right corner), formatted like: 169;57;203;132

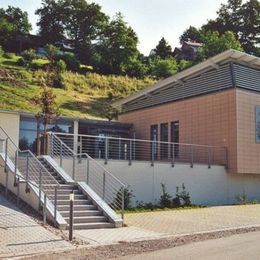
124;205;260;236
73;205;260;246
0;193;72;258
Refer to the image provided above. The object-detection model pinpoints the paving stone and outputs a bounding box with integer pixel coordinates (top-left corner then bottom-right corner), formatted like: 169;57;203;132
0;193;72;257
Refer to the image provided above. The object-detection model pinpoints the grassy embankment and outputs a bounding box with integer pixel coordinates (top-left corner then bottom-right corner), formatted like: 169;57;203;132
0;54;155;119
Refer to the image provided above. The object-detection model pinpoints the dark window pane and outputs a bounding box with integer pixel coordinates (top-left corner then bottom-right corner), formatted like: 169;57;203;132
160;123;168;159
171;121;179;157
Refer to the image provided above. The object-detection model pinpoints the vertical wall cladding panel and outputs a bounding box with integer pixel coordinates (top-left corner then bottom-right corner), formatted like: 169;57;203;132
233;64;260;91
122;63;233;113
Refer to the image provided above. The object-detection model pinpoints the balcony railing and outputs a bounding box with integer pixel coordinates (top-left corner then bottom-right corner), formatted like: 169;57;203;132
48;133;228;168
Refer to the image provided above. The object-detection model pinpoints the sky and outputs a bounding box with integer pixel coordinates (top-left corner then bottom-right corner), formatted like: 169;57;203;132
0;0;229;55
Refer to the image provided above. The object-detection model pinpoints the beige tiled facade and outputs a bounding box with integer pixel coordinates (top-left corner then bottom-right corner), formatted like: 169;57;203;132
236;89;260;174
119;89;260;174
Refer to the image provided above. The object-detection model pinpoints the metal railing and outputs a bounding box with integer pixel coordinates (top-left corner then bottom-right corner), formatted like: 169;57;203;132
0;126;60;225
47;132;126;218
50;133;228;168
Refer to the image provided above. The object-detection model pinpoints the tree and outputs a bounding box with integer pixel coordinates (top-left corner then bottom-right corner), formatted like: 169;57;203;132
179;26;203;44
202;0;260;54
36;0;65;44
96;12;139;75
152;58;178;79
0;6;31;35
0;6;31;50
99;93;119;121
198;31;243;60
153;37;173;59
36;0;108;64
32;85;60;155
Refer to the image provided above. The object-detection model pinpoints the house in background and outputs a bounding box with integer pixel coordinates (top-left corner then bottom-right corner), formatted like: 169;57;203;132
173;40;202;60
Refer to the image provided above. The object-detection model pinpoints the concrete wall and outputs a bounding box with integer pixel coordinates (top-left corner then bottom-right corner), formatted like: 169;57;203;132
118;89;237;173
101;160;260;206
53;156;260;206
236;89;260;174
0;111;20;146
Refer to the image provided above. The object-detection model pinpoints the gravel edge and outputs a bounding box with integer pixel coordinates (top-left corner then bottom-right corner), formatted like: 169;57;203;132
24;226;260;260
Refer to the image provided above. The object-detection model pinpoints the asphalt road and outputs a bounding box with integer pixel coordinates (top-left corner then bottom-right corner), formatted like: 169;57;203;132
118;231;260;260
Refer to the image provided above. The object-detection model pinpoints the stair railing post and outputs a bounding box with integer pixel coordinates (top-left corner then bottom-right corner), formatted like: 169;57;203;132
25;154;30;192
151;140;155;166
121;186;125;223
118;137;121;160
208;147;212;169
72;155;75;180
190;145;194;168
102;171;106;199
5;138;8;195
105;137;108;164
86;156;90;184
69;192;74;241
171;143;175;167
43;193;47;225
129;140;132;166
16;177;20;206
224;146;228;170
4;138;8;173
59;140;63;167
14;150;18;186
54;185;58;226
38;165;42;210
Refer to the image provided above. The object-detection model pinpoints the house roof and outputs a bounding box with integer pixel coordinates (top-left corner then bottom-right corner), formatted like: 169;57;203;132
113;49;260;108
183;41;203;47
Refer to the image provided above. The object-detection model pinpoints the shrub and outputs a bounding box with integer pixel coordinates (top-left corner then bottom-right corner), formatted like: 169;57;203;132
21;49;36;63
179;183;191;206
56;59;67;73
159;183;172;208
0;46;4;57
56;52;80;71
235;193;247;205
17;57;26;66
111;185;134;210
172;186;181;208
3;52;15;59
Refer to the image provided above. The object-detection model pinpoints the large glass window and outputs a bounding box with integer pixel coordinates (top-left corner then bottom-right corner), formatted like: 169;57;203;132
150;124;158;159
19;116;73;154
160;123;168;159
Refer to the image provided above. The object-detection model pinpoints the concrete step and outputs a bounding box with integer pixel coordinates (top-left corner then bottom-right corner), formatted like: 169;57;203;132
57;204;96;211
72;222;114;230
64;216;107;224
55;199;92;205
46;189;81;195
43;184;77;189
49;194;86;200
59;210;102;218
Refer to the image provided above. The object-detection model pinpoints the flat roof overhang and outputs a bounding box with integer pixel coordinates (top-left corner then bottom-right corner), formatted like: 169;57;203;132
113;49;260;109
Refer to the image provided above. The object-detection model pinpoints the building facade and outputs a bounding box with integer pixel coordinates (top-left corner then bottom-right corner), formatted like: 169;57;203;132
115;50;260;175
0;110;133;154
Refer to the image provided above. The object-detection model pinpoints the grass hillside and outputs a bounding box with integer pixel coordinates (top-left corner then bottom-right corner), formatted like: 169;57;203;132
0;54;155;119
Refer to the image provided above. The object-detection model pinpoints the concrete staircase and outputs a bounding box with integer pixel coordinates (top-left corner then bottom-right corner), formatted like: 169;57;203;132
38;157;114;229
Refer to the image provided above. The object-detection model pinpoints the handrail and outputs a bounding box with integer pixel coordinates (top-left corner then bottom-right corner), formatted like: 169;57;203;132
48;132;126;219
52;132;226;149
0;126;60;226
52;132;228;168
